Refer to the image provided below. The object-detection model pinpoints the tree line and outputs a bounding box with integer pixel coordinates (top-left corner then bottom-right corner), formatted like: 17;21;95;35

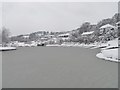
0;13;119;45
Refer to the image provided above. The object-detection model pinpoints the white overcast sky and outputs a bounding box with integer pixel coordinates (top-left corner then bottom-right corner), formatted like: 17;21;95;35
2;2;118;35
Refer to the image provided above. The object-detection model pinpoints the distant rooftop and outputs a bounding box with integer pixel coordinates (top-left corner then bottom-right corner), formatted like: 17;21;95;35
81;31;94;36
100;24;115;29
116;21;120;24
23;35;29;38
58;33;70;37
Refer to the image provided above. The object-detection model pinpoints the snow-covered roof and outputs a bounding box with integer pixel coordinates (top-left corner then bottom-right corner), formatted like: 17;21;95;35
58;33;70;37
81;31;94;35
100;24;115;29
23;35;29;38
116;21;120;24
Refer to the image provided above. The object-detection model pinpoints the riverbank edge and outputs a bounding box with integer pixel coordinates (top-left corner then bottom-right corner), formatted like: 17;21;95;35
1;40;118;62
46;42;118;63
96;52;119;63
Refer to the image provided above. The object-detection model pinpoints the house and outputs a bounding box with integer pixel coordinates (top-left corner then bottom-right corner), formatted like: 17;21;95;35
99;24;117;42
58;33;70;41
99;24;116;34
79;31;95;44
116;21;120;40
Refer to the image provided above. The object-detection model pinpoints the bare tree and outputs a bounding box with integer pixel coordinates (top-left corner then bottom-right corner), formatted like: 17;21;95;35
2;27;10;44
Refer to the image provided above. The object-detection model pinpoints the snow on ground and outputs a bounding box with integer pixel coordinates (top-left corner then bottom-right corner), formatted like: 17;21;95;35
101;38;118;50
0;47;16;51
46;44;61;47
96;38;119;62
47;42;97;48
96;49;119;62
108;38;118;47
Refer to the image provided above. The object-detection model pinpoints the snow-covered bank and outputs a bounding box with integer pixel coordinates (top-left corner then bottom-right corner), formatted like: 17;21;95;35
46;42;97;48
96;38;119;62
0;47;16;51
96;49;119;62
101;38;118;50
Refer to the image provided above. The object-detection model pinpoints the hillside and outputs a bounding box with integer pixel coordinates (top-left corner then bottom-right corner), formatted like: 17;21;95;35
9;13;119;45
